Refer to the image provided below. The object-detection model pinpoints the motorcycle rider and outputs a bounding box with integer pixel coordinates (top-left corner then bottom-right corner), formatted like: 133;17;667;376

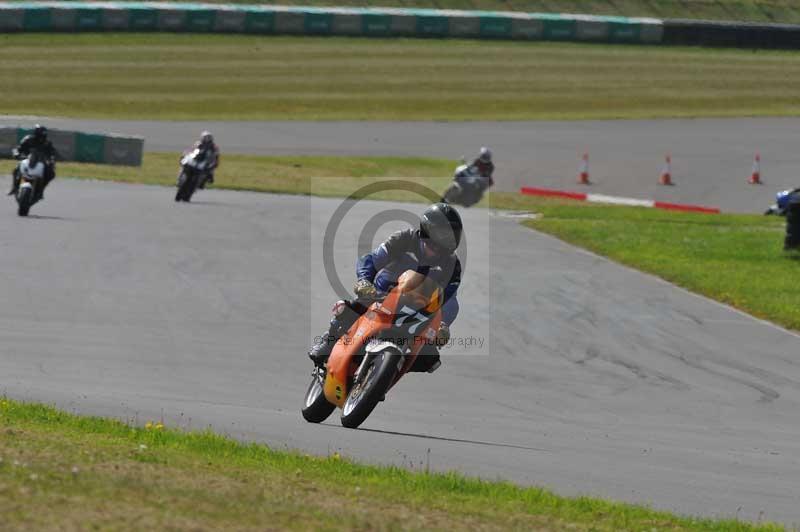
308;203;463;373
7;124;59;201
470;146;495;189
766;187;800;216
186;131;220;188
785;189;800;251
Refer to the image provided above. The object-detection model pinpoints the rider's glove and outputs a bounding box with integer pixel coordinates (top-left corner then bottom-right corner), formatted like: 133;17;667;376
435;323;451;347
353;279;378;299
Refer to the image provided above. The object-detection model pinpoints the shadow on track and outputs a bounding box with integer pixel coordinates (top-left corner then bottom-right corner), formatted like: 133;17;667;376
321;424;551;452
26;215;77;221
181;200;234;207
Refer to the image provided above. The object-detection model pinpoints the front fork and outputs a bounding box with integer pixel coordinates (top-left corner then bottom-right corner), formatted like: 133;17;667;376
353;352;374;384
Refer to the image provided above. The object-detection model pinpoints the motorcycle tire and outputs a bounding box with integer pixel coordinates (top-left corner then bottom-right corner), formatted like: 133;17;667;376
175;171;196;202
443;183;462;205
17;187;31;217
340;349;402;429
301;368;336;423
460;182;485;208
175;171;186;202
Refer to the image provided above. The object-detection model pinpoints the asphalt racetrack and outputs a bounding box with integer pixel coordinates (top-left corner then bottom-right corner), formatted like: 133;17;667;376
2;176;800;525
5;116;800;213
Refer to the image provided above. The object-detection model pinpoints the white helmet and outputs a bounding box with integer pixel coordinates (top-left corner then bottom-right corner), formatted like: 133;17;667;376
479;146;492;163
200;131;214;144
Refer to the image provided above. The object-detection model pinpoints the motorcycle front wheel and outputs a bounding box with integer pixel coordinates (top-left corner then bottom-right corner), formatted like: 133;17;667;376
175;171;196;202
17;187;32;217
442;183;462;205
340;349;402;429
301;368;336;423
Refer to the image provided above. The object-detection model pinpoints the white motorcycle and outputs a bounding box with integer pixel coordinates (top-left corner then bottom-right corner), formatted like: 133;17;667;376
442;162;489;208
12;149;49;217
175;148;214;202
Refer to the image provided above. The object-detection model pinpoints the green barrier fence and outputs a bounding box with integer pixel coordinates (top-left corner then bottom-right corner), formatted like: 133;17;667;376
0;2;664;44
1;127;144;166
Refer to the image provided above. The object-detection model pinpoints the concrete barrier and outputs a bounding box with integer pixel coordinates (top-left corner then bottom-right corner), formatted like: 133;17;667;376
8;3;796;48
0;2;664;44
663;19;800;49
0;127;144;166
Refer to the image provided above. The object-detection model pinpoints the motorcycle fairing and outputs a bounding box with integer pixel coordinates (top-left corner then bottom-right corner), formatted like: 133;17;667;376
322;272;443;407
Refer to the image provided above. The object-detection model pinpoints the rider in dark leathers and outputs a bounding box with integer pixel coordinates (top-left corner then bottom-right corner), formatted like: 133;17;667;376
785;190;800;251
471;146;495;189
191;131;220;189
8;125;59;200
309;203;463;373
445;147;495;205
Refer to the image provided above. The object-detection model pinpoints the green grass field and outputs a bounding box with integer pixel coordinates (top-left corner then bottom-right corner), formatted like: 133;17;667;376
3;34;800;120
50;152;456;199
115;0;800;24
0;399;782;531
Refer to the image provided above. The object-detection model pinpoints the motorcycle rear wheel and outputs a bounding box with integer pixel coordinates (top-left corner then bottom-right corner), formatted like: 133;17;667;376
301;368;336;423
340;350;402;429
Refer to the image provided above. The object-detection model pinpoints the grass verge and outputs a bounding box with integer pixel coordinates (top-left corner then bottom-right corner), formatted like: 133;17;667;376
4;34;800;120
42;152;456;201
4;153;798;331
0;398;781;530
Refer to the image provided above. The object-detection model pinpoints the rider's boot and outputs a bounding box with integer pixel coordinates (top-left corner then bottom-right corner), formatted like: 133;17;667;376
409;345;442;373
7;170;20;196
199;173;213;190
34;181;47;202
308;329;337;368
308;301;360;368
36;169;54;202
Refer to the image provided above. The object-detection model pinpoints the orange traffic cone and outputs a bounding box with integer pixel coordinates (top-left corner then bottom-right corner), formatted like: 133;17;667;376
659;154;673;186
577;152;590;185
748;152;762;185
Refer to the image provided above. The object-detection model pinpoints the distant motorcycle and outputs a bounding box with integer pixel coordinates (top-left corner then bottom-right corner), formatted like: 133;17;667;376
12;149;49;217
175;148;214;202
442;162;488;207
764;188;799;216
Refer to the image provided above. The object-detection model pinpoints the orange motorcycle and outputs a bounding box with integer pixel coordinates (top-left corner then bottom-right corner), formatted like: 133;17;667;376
302;270;443;429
